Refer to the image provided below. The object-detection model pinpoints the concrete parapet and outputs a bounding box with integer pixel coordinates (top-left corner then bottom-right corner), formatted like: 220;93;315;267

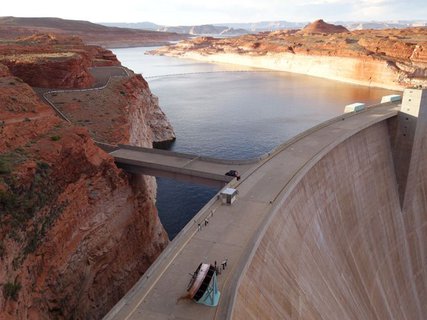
95;141;120;153
117;143;262;165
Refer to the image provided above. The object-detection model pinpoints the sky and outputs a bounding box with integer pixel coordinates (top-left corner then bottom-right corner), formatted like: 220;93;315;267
4;0;427;25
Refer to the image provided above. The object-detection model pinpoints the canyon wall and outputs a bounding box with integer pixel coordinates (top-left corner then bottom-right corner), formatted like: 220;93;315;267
44;73;175;147
0;35;173;319
232;120;427;319
183;51;405;90
152;25;427;90
0;34;121;89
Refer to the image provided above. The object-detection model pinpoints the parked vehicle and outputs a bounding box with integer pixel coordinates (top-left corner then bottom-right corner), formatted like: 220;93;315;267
225;170;240;180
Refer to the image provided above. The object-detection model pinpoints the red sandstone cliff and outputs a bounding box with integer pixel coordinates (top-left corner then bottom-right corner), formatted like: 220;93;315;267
44;72;175;146
152;22;427;89
0;34;120;89
0;35;173;319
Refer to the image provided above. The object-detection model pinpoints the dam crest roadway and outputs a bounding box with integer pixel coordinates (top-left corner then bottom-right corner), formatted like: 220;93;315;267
104;88;427;320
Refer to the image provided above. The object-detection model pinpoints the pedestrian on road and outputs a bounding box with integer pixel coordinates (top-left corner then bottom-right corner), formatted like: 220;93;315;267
221;258;228;270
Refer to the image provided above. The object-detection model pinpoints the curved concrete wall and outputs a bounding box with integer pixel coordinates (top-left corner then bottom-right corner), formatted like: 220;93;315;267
232;121;427;319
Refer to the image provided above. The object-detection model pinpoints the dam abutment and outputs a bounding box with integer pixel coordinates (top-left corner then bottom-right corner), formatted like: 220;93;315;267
392;88;427;208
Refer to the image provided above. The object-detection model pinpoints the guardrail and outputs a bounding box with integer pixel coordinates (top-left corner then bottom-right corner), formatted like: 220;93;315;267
116;144;261;165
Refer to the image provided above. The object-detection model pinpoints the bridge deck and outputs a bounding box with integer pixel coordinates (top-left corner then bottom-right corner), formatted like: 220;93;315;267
104;102;400;320
110;146;255;187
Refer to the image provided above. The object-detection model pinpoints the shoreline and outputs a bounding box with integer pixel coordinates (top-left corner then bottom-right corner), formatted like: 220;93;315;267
155;50;406;91
103;41;173;49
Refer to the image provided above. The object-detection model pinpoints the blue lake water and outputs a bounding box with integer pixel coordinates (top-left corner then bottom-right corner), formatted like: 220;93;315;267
113;46;398;238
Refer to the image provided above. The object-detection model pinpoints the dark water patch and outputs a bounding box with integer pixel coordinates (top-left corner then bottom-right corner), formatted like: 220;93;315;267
155;177;218;239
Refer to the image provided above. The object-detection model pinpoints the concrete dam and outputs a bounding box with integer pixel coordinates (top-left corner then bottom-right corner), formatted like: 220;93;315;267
105;89;427;320
233;89;427;319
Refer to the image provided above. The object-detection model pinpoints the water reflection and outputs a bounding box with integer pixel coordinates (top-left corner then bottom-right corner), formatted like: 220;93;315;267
149;71;397;159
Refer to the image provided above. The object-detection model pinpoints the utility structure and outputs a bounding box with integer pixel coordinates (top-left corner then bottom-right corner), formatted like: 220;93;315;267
186;263;220;307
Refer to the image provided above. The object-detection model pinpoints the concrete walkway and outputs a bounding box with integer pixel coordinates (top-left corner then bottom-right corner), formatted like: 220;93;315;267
109;145;255;187
104;101;400;320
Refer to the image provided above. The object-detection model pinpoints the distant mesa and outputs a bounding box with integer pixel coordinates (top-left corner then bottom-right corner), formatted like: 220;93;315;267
301;19;349;34
157;24;248;36
0;16;187;47
103;19;427;34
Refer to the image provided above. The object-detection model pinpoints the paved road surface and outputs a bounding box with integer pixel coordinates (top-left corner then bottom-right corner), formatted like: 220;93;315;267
110;145;255;187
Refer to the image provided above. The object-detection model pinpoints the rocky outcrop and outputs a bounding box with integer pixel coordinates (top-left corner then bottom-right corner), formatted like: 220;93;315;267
44;73;176;146
0;64;10;77
300;19;349;34
3;52;94;89
123;75;176;144
0;33;120;88
0;35;172;319
112;74;175;145
151;23;427;89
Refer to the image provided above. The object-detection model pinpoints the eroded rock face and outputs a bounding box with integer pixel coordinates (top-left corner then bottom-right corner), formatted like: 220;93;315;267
44;72;176;146
0;63;10;77
0;36;171;319
151;23;427;89
0;33;120;88
3;52;94;89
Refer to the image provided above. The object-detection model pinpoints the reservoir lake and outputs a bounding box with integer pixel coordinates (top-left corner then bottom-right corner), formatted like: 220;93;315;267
113;46;398;239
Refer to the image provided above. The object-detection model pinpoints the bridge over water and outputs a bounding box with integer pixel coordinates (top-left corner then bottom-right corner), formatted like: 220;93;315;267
98;144;256;188
103;88;427;320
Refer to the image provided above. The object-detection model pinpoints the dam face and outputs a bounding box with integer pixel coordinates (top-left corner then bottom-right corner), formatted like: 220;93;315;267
233;90;427;319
